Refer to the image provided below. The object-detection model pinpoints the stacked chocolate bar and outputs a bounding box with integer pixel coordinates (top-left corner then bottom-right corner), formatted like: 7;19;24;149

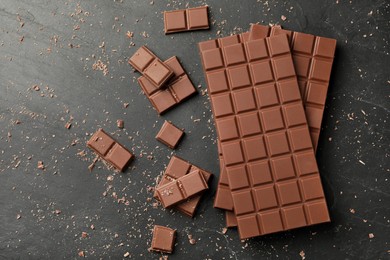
199;24;336;239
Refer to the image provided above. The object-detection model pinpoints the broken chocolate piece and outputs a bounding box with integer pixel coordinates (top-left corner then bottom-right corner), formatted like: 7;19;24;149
129;46;174;89
138;56;197;114
154;156;213;217
156;121;184;149
249;24;337;149
156;170;208;208
151;225;176;254
164;6;209;34
87;129;134;172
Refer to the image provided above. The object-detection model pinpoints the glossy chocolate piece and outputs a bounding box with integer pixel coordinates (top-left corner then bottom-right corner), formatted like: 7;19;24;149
87;129;134;172
164;6;209;34
250;24;337;149
129;46;174;89
154;156;213;217
156;121;184;149
150;225;176;254
138;56;197;114
156;170;208;208
199;33;329;239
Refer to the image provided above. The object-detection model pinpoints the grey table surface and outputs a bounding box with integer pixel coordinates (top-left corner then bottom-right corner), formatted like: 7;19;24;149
0;0;389;259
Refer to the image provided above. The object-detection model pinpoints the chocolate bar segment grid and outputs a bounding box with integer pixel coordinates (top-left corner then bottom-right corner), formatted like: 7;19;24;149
138;56;197;114
250;24;337;149
154;156;213;217
199;34;329;239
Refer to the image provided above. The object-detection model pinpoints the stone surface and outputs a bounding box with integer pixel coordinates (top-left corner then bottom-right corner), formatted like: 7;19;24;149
0;0;388;259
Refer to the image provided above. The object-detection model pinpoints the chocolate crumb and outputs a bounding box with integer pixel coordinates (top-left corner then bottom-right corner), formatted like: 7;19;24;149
37;161;45;170
78;251;85;257
117;119;124;129
126;31;133;38
299;250;306;260
189;239;196;245
81;232;88;238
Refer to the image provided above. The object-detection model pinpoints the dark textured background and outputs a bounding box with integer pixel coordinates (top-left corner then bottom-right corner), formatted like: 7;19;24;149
0;0;389;259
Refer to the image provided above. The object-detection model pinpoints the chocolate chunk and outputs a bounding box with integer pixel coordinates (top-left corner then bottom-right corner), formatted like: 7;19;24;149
156;121;184;149
164;6;209;34
129;46;174;89
154;156;213;217
150;225;176;254
156;170;208;208
138;56;197;114
87;129;134;172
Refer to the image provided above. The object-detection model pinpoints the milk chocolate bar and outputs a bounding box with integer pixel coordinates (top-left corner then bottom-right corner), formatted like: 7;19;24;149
213;25;336;217
199;33;329;239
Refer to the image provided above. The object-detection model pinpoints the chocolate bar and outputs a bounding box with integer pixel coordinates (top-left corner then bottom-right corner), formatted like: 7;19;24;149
213;25;336;216
154;156;213;217
87;129;134;172
150;225;176;254
199;33;329;239
156;121;184;149
250;24;337;149
138;56;197;114
129;46;174;89
156;170;208;208
164;6;209;34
